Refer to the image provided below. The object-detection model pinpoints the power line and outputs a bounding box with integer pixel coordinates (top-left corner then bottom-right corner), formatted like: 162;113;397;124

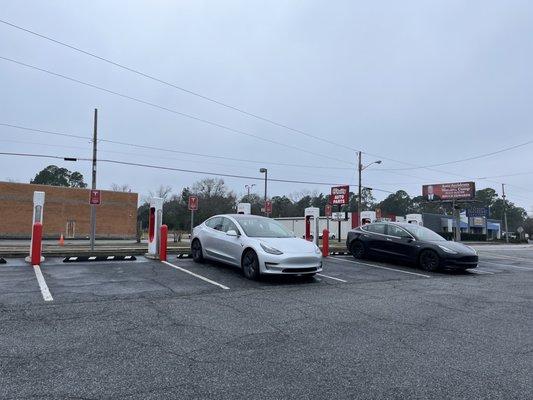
0;18;360;153
0;55;355;166
378;139;533;171
1;121;355;170
0;151;395;193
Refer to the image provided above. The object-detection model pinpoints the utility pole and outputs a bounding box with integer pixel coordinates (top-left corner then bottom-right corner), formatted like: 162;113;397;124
502;183;509;243
90;108;98;251
245;184;255;201
260;168;268;216
357;151;362;226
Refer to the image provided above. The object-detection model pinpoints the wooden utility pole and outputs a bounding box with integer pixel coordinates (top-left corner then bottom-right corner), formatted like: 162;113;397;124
502;184;509;243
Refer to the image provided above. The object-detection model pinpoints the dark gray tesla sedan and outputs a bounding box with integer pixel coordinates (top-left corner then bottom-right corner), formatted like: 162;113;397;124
346;222;478;271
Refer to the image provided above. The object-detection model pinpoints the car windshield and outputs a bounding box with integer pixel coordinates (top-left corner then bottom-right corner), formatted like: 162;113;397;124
234;216;293;238
402;224;446;241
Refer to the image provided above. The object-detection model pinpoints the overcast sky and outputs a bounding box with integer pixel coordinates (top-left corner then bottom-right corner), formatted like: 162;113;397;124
1;1;532;212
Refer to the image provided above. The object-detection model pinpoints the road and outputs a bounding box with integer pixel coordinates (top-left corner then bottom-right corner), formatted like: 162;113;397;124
1;245;531;399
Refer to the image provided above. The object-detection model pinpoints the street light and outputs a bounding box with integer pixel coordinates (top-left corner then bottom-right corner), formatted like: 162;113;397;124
244;184;256;200
357;152;381;224
259;168;268;216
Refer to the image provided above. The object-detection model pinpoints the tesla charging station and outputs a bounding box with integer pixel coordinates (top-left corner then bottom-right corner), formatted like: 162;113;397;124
304;207;320;245
147;197;163;257
26;191;45;263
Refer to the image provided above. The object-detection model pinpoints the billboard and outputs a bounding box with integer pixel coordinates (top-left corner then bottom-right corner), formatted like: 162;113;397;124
330;185;350;205
422;182;475;201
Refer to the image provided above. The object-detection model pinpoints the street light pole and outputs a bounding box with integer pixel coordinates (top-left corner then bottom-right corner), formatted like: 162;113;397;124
260;168;268;216
357;152;381;226
502;183;509;243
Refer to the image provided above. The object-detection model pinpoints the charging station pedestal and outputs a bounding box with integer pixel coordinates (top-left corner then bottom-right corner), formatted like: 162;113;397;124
304;207;320;245
26;191;45;263
146;197;163;259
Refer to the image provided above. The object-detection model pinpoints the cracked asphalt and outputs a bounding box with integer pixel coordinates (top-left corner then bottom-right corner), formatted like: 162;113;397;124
1;246;532;399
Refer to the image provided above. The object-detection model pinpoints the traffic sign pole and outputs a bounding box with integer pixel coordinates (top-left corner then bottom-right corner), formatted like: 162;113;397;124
190;209;194;237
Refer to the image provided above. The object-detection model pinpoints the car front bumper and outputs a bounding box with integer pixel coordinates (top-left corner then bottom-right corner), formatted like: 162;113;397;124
259;253;323;275
441;254;478;269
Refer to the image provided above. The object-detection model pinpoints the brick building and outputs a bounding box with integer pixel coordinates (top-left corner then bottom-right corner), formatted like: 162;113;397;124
0;182;138;239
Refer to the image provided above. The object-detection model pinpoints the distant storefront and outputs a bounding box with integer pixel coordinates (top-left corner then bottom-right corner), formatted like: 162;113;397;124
0;181;138;239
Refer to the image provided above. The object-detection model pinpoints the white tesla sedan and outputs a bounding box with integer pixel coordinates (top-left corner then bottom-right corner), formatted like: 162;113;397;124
191;214;323;280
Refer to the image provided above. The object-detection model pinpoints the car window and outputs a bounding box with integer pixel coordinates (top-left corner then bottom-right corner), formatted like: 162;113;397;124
234;216;293;238
221;217;239;233
364;223;386;234
387;225;412;238
205;217;223;231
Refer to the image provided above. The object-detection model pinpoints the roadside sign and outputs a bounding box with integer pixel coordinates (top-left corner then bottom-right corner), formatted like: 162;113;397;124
89;190;101;205
330;185;350;205
188;196;198;211
422;182;475;201
265;200;272;214
466;207;488;218
331;212;348;221
517;226;524;233
325;204;332;217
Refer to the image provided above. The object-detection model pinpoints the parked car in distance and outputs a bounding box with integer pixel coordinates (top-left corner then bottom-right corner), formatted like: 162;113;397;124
346;222;478;271
191;214;323;280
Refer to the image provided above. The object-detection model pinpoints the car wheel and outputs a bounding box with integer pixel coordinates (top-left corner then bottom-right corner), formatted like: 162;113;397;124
191;239;204;263
350;240;365;259
242;250;260;280
419;249;440;271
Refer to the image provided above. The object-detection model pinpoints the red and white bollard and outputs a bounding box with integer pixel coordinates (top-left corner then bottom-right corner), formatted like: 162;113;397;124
322;229;329;257
159;224;168;262
31;222;43;265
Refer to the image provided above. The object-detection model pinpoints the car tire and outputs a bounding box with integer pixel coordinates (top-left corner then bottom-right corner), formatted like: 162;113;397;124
191;239;204;263
350;240;365;259
419;249;440;272
242;249;260;280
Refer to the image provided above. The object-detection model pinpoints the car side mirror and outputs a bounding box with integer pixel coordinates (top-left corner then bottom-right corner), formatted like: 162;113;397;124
226;230;238;237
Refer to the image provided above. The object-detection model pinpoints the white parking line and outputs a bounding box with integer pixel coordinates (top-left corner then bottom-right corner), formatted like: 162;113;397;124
316;273;347;283
469;269;494;275
33;265;53;302
161;261;230;290
478;260;532;271
329;257;431;278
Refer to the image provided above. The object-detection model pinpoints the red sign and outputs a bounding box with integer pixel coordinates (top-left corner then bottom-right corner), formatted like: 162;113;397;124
188;196;198;211
89;190;101;205
330;185;350;205
422;182;475;202
265;200;272;214
325;204;332;217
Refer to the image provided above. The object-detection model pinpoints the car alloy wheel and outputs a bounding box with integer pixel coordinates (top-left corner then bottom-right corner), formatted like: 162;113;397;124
191;239;204;263
419;249;439;271
242;250;260;280
350;240;365;259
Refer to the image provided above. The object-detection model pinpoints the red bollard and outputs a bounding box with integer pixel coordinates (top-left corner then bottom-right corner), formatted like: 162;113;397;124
159;224;168;261
31;222;43;265
322;229;329;257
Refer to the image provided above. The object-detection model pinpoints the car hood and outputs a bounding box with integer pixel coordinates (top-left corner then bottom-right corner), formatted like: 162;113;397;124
429;241;477;254
255;237;318;254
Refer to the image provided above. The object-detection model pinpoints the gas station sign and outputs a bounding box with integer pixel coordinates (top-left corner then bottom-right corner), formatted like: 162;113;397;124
330;185;350;205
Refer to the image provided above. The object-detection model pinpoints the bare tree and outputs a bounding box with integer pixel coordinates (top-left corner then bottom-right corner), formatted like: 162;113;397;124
111;183;131;192
149;185;173;202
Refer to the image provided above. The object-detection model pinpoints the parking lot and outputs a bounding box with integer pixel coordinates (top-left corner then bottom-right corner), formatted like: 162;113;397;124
1;245;532;399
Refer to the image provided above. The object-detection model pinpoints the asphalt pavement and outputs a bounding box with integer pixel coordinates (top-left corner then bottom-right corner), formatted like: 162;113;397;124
0;245;532;399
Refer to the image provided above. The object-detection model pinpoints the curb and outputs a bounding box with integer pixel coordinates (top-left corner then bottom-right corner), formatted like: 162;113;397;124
176;253;193;259
63;255;137;263
329;251;350;256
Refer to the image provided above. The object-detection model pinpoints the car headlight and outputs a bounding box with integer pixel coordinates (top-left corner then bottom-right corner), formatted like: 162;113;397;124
438;245;458;254
260;243;283;255
465;245;478;255
314;245;321;254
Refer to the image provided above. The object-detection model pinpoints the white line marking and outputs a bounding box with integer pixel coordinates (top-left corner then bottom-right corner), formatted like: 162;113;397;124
161;260;230;290
107;256;114;260
125;256;132;260
33;265;53;302
316;273;347;283
89;256;97;260
478;260;532;271
69;257;77;261
329;257;431;278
